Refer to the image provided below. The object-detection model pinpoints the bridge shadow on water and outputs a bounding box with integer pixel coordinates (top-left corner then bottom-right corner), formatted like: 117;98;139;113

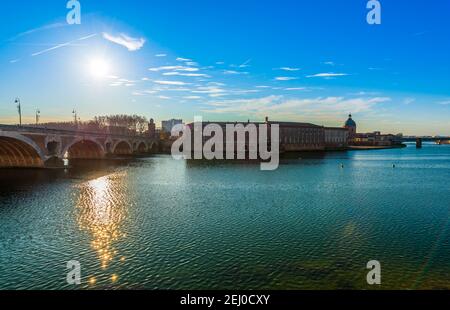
0;159;134;199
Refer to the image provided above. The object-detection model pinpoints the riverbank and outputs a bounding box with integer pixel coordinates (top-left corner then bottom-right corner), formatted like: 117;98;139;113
348;144;407;151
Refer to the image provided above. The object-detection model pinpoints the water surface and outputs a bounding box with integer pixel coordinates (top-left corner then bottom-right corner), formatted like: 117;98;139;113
0;143;449;289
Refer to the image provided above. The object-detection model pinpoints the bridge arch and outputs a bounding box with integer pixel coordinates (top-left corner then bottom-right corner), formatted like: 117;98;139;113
0;132;46;168
136;141;148;154
148;142;158;153
112;140;133;155
63;137;105;159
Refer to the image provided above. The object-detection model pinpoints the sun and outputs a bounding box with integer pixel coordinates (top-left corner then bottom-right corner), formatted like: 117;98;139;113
88;58;110;78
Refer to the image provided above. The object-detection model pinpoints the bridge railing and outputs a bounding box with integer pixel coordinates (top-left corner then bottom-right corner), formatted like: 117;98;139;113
0;124;155;140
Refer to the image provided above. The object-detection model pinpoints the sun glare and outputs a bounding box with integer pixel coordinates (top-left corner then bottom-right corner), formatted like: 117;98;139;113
89;58;110;78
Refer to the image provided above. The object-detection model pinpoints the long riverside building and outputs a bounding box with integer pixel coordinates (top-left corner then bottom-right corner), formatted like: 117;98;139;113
187;118;349;152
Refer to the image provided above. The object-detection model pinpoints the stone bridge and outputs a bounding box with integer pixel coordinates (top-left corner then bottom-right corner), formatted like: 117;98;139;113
0;124;159;168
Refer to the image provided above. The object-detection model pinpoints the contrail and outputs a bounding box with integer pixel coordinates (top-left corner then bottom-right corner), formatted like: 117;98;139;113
31;33;97;57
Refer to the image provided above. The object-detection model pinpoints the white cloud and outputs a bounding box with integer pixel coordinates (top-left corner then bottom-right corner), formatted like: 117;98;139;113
280;67;301;71
285;87;307;91
102;32;145;51
149;66;199;72
155;54;167;57
202;95;391;118
403;98;416;105
176;57;192;62
154;80;191;86
163;72;210;78
275;77;298;81
184;96;202;100
306;73;349;78
158;95;171;100
223;70;248;75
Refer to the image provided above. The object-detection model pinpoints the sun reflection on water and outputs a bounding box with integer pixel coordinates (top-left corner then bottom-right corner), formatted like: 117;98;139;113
76;173;128;273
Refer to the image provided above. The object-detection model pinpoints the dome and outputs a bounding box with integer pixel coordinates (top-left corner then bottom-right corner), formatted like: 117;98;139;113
345;114;356;128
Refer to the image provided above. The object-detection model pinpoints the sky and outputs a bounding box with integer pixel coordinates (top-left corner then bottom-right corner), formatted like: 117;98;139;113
0;0;449;136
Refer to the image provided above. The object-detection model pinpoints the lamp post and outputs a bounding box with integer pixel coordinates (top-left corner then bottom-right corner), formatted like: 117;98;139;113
36;109;40;125
72;109;78;129
15;98;22;126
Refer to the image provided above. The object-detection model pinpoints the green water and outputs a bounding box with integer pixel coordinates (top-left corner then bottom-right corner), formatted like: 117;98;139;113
0;143;449;290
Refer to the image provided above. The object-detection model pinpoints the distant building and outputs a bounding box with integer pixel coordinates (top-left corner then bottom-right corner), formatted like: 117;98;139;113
162;119;183;135
324;127;349;150
345;114;403;146
354;132;403;146
185;117;349;153
148;118;156;138
344;114;357;140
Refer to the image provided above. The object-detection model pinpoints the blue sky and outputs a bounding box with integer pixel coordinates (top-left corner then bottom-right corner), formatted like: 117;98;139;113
0;0;449;135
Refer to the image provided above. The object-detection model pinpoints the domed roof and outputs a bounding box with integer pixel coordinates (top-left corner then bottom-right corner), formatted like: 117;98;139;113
345;114;356;127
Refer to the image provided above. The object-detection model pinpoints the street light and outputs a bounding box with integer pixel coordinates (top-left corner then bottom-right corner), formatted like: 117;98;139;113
36;109;41;125
72;109;77;123
15;98;22;126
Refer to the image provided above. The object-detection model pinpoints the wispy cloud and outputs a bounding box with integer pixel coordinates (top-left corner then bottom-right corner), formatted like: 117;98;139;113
176;57;192;62
238;59;252;68
438;100;450;105
279;67;301;71
284;87;308;91
322;61;335;66
31;34;97;56
223;70;248;75
8;22;67;42
155;54;167;57
306;73;349;78
102;32;145;51
275;77;298;81
202;96;391;118
403;98;415;105
154;80;191;86
163;72;210;78
149;66;199;72
158;95;171;100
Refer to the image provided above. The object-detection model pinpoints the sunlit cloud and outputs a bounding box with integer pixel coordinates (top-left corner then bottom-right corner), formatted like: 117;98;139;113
102;32;145;51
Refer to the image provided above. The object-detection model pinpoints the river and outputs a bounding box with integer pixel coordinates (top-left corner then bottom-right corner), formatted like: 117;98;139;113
0;143;449;289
